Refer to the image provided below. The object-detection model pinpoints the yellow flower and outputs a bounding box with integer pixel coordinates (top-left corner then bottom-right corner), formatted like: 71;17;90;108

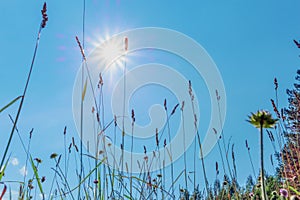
247;110;278;129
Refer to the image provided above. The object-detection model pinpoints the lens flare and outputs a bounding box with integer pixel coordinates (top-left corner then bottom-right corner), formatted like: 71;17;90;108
91;34;128;76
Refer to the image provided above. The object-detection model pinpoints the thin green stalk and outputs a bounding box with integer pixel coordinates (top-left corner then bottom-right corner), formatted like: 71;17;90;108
260;124;267;200
189;81;209;198
246;142;257;179
0;96;22;114
78;61;84;199
180;103;188;190
0;11;47;170
130;110;135;199
120;48;127;196
193;126;197;191
164;100;175;198
216;91;234;181
63;126;67;193
216;137;226;176
155;129;163;199
78;0;86;198
163;142;166;199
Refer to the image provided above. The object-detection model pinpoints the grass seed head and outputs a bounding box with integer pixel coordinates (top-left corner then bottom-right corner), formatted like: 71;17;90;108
41;2;48;28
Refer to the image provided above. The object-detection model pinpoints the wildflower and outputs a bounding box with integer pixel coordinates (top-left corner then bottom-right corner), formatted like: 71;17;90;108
34;158;42;164
50;153;58;159
248;110;278;200
249;192;254;197
247;110;278;128
279;188;288;198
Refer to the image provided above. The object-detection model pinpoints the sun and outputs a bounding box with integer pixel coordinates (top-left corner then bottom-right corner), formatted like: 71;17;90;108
92;34;128;74
100;38;124;66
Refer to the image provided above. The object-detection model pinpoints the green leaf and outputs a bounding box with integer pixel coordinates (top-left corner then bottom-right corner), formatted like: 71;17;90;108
124;194;132;199
0;156;10;181
289;186;300;195
29;156;44;199
0;96;22;114
82;78;88;101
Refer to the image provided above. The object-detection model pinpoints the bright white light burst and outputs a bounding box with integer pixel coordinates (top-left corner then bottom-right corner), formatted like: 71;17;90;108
92;34;128;74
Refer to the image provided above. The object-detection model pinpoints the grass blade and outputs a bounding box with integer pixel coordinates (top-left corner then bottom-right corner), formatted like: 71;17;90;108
289;186;300;195
0;156;10;182
29;156;44;199
82;78;88;101
0;96;22;114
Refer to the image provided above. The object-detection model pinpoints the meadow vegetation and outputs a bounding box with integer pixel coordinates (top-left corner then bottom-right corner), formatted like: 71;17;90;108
0;3;300;200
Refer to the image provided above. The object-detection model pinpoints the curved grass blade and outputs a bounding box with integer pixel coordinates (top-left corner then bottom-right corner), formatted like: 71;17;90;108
53;157;106;198
29;156;44;199
0;96;22;114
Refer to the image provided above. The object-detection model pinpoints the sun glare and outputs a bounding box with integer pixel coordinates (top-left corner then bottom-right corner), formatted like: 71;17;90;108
101;39;123;65
88;33;131;88
92;34;128;75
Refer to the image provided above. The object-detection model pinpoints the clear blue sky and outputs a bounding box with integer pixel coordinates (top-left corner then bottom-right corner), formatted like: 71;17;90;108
0;0;300;198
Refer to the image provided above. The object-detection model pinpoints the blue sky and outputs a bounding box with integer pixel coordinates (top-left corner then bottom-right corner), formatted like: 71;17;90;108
1;0;300;198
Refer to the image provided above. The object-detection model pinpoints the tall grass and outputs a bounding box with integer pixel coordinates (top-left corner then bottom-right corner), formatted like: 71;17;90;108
1;2;300;200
